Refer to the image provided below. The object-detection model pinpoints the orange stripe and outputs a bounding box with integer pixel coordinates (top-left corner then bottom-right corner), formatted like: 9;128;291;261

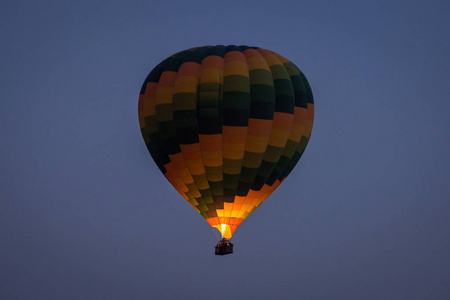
176;62;200;77
255;48;272;56
223;126;248;143
172;160;188;171
247;119;273;136
199;134;223;151
307;103;314;120
243;48;261;58
272;112;294;130
168;152;184;162
144;82;158;97
271;52;290;64
183;150;202;161
247;189;258;198
200;56;224;69
293;107;307;125
224;50;246;61
157;71;177;86
180;143;201;153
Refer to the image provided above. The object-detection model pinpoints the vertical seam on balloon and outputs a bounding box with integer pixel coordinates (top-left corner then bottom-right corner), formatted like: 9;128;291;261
279;72;314;180
281;63;310;183
226;46;249;226
155;52;210;217
171;60;205;211
247;48;295;212
268;53;307;186
232;47;275;221
154;62;192;206
196;46;222;229
222;46;251;232
182;47;216;221
230;47;272;222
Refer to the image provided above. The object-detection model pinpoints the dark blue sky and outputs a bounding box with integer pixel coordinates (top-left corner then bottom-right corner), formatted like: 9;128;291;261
1;0;449;299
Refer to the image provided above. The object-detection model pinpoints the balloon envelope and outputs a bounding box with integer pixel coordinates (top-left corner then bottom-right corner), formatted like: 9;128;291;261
138;45;314;238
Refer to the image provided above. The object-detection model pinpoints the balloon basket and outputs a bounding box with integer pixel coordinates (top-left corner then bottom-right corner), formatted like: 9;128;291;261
214;238;233;255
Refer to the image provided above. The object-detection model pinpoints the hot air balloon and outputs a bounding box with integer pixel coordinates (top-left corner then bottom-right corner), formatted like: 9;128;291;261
138;45;314;255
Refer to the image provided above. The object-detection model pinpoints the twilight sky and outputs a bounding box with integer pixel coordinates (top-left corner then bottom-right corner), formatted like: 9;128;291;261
1;0;449;299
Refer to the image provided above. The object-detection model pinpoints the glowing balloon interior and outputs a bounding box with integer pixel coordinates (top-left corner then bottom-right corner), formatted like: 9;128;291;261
138;45;314;239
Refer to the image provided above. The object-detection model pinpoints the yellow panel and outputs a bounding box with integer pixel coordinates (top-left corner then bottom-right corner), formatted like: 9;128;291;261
173;177;185;188
223;163;242;175
271;52;290;64
201;150;223;167
216;209;224;217
199;68;222;83
185;159;205;175
223;142;245;157
141;102;155;119
236;204;250;218
268;129;291;147
224;61;249;76
191;190;201;198
206;172;223;182
174;76;198;93
231;211;240;218
262;53;281;67
252;198;263;208
247;57;271;71
176;167;191;178
224;202;234;215
181;174;194;184
155;86;173;104
187;197;199;206
288;123;305;142
195;175;209;190
223;145;246;157
245;135;270;152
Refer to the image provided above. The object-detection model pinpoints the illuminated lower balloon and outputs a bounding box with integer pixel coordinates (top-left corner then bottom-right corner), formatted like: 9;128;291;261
138;45;314;239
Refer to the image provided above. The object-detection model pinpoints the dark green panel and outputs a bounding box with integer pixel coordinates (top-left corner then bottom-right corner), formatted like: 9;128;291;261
173;110;197;128
238;166;259;183
269;64;290;80
222;91;251;110
175;127;199;144
301;73;314;104
273;79;295;96
223;173;240;189
222;109;249;126
249;69;274;86
173;93;197;111
249;84;276;103
223;75;250;93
